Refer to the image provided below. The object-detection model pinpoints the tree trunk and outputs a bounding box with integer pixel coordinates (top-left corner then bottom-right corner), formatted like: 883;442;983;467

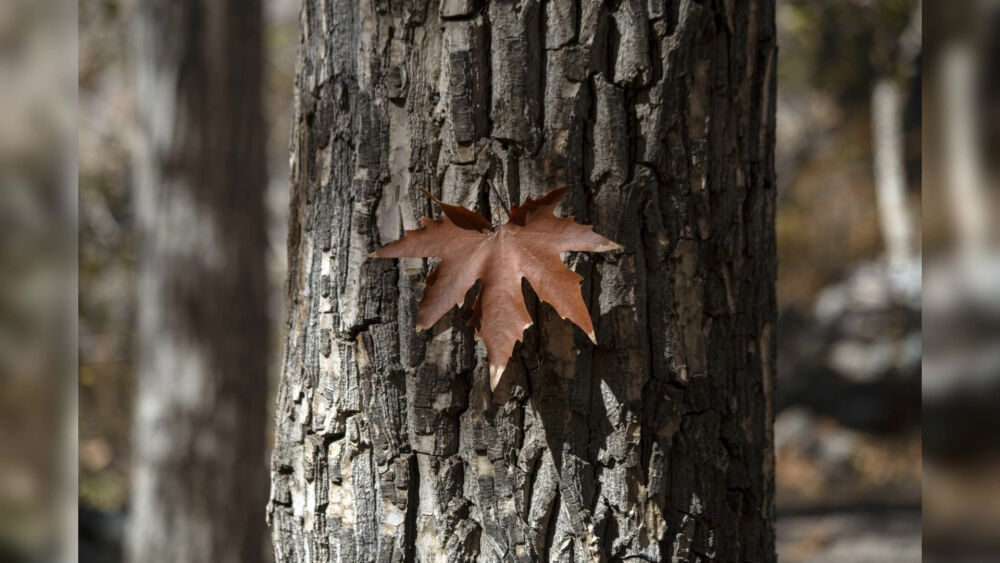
269;1;777;561
871;78;914;268
129;1;269;562
940;43;990;262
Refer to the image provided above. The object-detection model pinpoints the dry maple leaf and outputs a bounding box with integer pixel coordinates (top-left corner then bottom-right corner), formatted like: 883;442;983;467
372;186;621;389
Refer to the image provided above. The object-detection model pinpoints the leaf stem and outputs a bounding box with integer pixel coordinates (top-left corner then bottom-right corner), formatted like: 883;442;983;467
485;179;511;224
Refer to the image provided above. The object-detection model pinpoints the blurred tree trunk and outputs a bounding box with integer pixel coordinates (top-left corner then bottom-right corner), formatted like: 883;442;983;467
871;5;919;269
129;1;269;562
269;1;776;561
871;79;913;268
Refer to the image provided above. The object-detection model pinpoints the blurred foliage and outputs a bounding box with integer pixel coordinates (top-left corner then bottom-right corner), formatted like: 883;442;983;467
778;0;918;100
79;0;135;513
776;119;885;304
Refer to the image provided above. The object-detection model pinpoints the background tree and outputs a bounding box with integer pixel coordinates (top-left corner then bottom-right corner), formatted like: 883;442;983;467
269;0;777;561
128;1;270;561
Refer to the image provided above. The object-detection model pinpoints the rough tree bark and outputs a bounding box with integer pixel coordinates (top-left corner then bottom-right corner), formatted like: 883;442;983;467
269;0;777;561
129;1;269;562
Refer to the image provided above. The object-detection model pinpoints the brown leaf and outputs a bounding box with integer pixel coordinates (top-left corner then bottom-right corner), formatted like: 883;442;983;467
373;186;621;389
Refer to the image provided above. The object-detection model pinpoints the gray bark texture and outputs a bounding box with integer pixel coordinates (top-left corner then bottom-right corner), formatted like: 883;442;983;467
269;0;777;561
129;1;270;562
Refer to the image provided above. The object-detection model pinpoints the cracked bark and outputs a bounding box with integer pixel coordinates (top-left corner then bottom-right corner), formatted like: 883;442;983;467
270;1;777;561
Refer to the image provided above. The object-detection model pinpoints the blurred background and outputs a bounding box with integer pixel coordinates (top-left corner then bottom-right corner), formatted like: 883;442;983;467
923;2;1000;561
772;1;922;561
4;0;1000;560
0;0;77;561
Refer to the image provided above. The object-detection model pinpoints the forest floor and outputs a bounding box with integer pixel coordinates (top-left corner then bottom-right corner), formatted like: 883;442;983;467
776;505;921;563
